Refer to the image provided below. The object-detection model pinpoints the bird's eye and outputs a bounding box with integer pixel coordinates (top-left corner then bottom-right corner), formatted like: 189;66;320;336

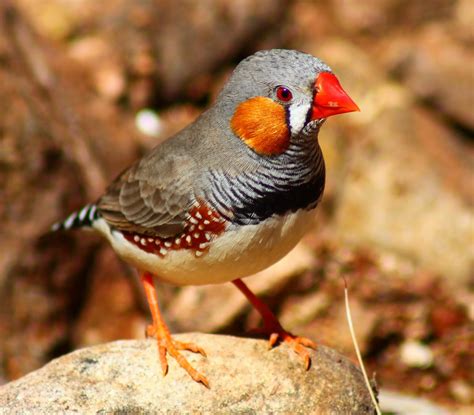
276;86;293;102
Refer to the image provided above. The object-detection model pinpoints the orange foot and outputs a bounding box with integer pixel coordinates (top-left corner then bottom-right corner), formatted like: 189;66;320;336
233;278;317;370
265;323;317;370
146;324;209;387
141;272;209;387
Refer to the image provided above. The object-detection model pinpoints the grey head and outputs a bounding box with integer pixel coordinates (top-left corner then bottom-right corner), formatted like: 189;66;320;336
216;49;333;137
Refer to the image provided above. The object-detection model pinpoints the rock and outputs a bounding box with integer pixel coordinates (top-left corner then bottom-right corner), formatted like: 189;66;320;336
379;390;451;415
18;0;287;104
0;2;139;380
381;24;474;130
302;38;473;285
400;340;434;368
449;380;473;405
0;334;376;414
330;0;455;35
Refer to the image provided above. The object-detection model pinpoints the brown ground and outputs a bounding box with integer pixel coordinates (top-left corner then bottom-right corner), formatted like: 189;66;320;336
0;0;472;412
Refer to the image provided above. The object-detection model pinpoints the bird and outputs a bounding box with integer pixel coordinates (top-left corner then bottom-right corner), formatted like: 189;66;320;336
52;49;359;387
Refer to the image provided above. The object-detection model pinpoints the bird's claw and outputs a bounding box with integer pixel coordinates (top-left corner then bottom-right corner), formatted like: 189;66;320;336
147;324;209;387
262;324;317;370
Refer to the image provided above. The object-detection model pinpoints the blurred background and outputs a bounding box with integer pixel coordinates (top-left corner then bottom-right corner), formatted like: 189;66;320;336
0;0;472;412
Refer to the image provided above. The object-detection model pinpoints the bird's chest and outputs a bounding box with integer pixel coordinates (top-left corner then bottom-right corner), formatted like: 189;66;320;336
206;167;325;227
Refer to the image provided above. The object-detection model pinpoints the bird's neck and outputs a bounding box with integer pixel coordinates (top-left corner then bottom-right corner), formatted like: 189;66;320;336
206;129;326;226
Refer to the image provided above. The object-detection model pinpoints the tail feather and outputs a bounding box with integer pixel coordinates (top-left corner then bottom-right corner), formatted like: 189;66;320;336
51;204;99;231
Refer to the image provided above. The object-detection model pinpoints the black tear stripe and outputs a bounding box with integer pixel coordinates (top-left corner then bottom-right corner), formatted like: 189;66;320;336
284;105;292;137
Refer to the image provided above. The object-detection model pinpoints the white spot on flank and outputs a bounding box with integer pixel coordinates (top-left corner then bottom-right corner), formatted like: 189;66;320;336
195;251;203;257
164;241;172;248
134;235;140;242
204;233;211;241
195;212;202;220
199;243;207;250
159;247;168;256
189;225;195;232
198;224;204;230
186;235;192;244
207;210;213;216
155;240;161;245
189;217;198;224
175;238;181;245
140;238;147;246
203;220;210;225
148;238;154;242
193;233;200;239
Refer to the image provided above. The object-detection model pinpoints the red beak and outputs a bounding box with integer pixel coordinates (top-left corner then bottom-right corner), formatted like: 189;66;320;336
311;72;359;119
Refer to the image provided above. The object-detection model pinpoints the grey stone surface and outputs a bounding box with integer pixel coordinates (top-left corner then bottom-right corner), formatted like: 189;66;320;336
0;333;375;414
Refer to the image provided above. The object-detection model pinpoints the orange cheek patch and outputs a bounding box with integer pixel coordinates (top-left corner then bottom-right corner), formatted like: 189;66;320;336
231;96;289;156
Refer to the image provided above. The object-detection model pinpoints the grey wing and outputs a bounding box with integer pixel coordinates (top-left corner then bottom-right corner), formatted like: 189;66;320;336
98;153;197;238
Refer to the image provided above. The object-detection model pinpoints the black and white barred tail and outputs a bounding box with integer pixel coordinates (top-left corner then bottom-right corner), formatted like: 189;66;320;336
51;204;100;231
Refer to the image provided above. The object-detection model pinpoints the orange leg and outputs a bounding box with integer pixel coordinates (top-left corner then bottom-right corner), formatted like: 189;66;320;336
232;278;317;369
141;272;209;387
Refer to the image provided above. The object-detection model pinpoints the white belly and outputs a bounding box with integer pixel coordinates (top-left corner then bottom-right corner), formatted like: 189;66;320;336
93;209;316;286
